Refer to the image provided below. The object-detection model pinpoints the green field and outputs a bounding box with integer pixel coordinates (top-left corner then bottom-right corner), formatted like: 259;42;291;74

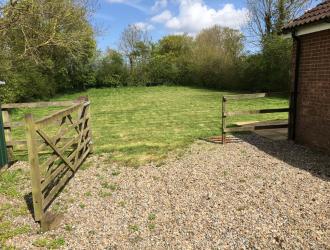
10;86;289;166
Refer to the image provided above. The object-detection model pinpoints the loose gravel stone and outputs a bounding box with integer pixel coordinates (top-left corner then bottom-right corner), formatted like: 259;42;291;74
8;134;330;249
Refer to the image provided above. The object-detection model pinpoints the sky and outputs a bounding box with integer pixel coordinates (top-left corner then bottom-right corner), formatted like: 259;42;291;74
92;0;250;52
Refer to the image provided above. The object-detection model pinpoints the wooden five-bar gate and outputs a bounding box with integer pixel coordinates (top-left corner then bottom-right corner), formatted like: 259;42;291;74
221;93;290;143
1;97;92;230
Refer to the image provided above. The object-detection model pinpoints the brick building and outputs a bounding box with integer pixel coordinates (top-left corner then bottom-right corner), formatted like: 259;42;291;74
282;1;330;154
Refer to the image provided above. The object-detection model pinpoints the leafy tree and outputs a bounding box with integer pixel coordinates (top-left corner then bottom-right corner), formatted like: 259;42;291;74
0;0;95;64
0;0;96;102
261;34;292;91
239;34;292;92
244;0;312;92
151;34;193;85
157;35;193;57
96;49;127;87
147;54;178;86
193;25;244;89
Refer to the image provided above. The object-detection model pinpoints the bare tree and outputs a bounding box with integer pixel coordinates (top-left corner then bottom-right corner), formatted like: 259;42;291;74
247;0;318;43
118;24;150;72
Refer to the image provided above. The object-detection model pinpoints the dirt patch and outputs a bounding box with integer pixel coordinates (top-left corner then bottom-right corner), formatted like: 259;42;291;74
7;135;330;249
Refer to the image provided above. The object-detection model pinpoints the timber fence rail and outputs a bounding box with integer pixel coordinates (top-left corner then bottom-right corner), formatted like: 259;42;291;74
221;93;290;144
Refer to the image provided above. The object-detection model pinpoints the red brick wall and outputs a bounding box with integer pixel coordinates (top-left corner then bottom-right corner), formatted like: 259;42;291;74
292;29;330;153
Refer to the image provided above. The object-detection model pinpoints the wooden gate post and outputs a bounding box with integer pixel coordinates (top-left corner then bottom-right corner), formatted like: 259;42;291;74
2;110;14;161
25;114;43;222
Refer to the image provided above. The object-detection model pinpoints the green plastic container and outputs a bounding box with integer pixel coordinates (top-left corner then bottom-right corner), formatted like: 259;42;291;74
0;104;8;168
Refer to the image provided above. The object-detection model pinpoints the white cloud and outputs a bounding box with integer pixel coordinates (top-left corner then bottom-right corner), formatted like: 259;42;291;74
134;22;154;31
151;10;172;23
152;0;249;34
151;0;168;12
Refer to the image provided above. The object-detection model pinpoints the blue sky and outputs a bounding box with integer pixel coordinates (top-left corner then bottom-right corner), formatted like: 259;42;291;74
92;0;249;52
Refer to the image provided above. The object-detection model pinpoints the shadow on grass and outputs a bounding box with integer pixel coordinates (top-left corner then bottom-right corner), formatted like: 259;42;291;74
236;133;330;182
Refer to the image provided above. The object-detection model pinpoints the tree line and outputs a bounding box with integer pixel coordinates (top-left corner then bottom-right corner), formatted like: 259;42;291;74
0;0;314;103
93;24;292;92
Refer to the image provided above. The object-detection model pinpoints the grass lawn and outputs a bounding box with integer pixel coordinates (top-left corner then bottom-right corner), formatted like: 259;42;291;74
9;86;289;166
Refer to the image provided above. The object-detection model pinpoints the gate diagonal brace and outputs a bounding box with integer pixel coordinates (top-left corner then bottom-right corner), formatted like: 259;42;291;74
37;129;75;172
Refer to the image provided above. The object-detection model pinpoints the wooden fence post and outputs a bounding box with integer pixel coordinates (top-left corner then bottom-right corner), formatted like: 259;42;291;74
2;110;14;161
222;96;226;144
25;114;43;222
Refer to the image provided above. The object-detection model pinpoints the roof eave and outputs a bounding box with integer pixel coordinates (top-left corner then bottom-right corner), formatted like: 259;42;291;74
282;20;330;38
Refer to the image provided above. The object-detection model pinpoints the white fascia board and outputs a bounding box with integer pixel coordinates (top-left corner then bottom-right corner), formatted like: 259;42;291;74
282;33;292;39
296;22;330;36
282;22;330;38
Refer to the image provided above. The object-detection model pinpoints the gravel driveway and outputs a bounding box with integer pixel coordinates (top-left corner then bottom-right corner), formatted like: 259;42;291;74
9;134;330;249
